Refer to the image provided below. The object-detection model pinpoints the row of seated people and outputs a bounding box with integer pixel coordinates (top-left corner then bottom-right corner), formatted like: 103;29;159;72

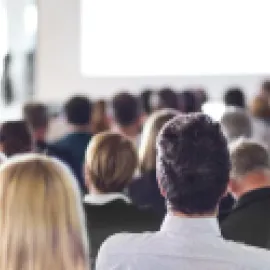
0;113;270;269
0;82;270;269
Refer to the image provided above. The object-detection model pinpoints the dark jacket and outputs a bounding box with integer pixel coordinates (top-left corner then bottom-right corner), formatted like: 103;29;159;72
53;132;92;192
129;170;166;217
84;194;162;265
36;140;77;177
221;187;270;249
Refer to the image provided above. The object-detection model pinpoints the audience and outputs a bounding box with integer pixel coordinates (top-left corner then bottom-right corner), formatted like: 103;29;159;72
0;121;33;156
53;95;92;192
224;87;246;108
129;109;178;217
221;138;270;249
111;92;141;143
220;108;252;143
83;132;161;265
0;154;89;270
1;82;270;269
96;113;270;270
91;100;110;134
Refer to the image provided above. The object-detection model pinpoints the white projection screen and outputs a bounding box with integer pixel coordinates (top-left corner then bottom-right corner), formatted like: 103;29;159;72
81;0;270;77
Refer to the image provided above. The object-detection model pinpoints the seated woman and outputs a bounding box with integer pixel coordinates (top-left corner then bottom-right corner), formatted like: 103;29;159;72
129;109;178;217
84;132;161;263
0;154;89;270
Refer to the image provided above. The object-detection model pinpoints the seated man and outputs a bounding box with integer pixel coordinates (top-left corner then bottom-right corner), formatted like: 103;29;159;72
111;92;141;144
0;121;33;157
219;107;252;220
23;102;76;177
96;113;270;270
224;87;246;109
53;96;92;192
84;132;161;266
220;107;252;143
221;138;270;249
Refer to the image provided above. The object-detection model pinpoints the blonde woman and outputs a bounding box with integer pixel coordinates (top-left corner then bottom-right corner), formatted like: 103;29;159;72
84;132;161;264
0;154;89;270
129;109;178;217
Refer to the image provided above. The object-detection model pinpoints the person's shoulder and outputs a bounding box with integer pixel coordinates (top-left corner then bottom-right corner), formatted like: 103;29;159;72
96;232;155;269
224;239;270;267
52;135;69;147
99;231;156;256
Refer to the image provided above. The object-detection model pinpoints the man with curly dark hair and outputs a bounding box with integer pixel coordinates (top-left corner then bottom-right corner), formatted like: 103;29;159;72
96;113;270;270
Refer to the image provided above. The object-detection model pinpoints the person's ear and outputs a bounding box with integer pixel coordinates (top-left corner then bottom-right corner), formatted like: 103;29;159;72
157;178;166;198
228;179;238;195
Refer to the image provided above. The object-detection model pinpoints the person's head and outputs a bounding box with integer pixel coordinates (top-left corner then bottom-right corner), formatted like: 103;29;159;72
250;95;270;121
140;89;153;116
224;87;246;108
85;132;138;193
139;109;178;173
0;121;33;157
64;96;92;128
179;90;199;113
261;80;270;97
0;154;88;270
229;138;270;199
155;87;179;110
220;108;252;142
111;92;140;137
23;102;49;141
91;99;110;134
195;88;208;105
157;113;230;215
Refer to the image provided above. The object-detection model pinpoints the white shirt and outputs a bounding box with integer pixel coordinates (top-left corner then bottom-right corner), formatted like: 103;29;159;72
84;192;131;205
96;214;270;270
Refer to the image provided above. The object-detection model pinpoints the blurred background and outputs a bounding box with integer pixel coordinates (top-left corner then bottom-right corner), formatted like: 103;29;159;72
0;0;269;122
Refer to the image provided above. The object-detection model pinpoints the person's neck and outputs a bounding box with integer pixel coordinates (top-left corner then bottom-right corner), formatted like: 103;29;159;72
118;124;138;141
69;124;90;134
234;171;270;199
34;129;47;142
171;210;217;219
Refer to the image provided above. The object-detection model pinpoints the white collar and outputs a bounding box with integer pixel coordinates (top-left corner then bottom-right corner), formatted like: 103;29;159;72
84;192;131;205
160;214;221;237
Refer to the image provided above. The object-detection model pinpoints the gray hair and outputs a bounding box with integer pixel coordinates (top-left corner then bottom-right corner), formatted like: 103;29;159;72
229;138;270;179
221;108;252;142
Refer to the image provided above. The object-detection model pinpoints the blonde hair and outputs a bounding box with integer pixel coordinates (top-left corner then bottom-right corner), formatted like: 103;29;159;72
0;154;89;270
139;109;178;172
85;132;138;193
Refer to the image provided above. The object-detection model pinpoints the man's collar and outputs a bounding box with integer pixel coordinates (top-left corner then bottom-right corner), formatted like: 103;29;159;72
84;192;131;205
160;214;221;236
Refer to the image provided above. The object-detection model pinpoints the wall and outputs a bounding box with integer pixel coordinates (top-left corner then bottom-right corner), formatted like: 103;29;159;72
36;0;269;103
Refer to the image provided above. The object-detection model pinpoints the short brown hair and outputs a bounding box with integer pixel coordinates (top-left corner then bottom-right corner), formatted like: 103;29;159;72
23;103;49;129
85;132;138;192
0;121;33;157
